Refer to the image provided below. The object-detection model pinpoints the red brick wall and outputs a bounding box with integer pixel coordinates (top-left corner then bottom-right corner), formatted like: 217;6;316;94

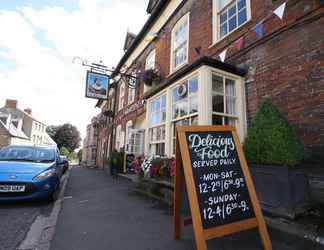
115;0;324;163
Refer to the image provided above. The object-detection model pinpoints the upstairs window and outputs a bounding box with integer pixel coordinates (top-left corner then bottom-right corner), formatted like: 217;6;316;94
214;0;250;41
118;82;126;111
171;13;189;72
145;50;156;70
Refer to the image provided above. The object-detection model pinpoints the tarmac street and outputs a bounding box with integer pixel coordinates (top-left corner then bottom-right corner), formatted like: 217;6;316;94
50;167;319;250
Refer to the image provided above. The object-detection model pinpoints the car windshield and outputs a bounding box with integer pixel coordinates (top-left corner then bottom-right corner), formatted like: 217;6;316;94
0;146;55;163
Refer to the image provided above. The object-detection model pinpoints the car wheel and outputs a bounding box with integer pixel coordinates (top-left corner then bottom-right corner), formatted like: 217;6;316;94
49;184;60;202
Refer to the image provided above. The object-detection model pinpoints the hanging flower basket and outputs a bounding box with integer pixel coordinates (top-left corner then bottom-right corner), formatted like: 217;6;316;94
141;69;160;86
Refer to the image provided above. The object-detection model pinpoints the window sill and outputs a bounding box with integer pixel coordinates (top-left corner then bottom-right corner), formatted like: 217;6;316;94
168;62;188;77
208;19;252;50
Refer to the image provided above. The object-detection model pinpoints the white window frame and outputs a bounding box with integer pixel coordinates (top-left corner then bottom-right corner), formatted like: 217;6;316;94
211;74;238;126
145;49;156;70
212;0;251;44
148;93;167;156
170;13;190;73
118;82;126;111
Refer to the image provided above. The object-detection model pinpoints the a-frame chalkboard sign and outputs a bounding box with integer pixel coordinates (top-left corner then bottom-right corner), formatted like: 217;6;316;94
173;125;272;250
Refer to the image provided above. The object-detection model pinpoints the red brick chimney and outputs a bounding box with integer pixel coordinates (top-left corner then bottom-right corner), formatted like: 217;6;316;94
5;99;18;109
24;108;32;115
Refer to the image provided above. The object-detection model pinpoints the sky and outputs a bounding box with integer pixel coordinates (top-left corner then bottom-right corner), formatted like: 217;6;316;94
0;0;149;141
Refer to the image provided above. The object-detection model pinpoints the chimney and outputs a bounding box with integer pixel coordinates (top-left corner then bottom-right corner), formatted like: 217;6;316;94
5;99;18;109
24;108;32;115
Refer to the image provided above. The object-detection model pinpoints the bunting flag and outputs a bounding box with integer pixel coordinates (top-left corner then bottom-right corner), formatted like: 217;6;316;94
273;2;286;20
254;22;263;38
234;37;244;50
219;49;227;62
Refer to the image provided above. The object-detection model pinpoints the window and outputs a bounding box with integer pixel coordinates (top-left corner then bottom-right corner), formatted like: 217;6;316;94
214;0;250;41
11;120;19;128
128;86;136;105
212;74;238;126
148;94;166;156
118;82;126;110
171;13;189;71
145;50;156;70
115;125;124;151
171;76;199;154
128;129;145;155
0;116;7;125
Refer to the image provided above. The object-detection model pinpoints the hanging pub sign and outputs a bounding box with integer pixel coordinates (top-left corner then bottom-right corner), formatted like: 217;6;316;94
173;125;272;250
85;71;109;100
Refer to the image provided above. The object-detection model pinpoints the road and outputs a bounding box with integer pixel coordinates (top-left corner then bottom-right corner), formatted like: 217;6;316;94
0;200;53;250
51;167;319;250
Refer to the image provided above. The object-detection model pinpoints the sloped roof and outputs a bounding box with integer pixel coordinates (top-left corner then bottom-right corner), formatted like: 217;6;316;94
0;119;29;139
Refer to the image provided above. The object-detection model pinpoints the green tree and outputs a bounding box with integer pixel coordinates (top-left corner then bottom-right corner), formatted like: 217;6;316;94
46;125;59;139
243;99;304;167
60;146;70;156
48;123;81;152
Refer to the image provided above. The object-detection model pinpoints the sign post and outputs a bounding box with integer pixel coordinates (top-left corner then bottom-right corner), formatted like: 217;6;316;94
173;125;272;250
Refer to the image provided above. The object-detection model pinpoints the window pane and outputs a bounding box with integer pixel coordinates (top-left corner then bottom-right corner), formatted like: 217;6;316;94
212;115;223;125
220;23;228;38
189;77;198;94
161;95;166;108
174;44;187;67
238;0;246;11
213;95;224;113
228;4;237;17
229;16;237;32
225;79;236;96
238;9;247;25
212;75;224;93
220;11;227;24
189;96;198;114
226;96;236;115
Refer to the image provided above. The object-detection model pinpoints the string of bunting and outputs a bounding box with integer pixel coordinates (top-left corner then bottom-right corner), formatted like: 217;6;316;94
219;1;287;62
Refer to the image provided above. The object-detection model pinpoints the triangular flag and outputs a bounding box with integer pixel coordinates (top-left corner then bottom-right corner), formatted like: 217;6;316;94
274;2;286;20
219;49;227;62
254;22;263;38
234;37;244;50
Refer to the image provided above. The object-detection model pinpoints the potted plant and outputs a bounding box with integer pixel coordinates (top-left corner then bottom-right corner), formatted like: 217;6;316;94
243;99;310;219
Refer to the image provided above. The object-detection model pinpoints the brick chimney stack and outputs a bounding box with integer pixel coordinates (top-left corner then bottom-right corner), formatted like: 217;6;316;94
5;99;18;109
24;108;32;115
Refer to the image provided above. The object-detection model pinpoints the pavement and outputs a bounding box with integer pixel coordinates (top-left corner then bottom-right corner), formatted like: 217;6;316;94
0;200;53;250
50;167;323;250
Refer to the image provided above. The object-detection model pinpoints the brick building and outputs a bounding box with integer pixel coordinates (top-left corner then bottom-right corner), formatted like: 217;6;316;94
98;0;323;165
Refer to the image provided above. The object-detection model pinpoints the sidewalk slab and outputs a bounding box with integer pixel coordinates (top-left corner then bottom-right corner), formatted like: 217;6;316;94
51;167;319;250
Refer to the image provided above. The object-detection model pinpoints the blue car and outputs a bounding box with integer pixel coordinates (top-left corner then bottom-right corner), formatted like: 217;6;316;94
0;145;64;202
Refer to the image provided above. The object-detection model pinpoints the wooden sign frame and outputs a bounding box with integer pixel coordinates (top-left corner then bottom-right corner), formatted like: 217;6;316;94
173;125;272;250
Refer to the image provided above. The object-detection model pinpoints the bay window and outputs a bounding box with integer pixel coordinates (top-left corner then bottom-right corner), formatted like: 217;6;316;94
171;13;189;72
148;94;166;156
214;0;251;41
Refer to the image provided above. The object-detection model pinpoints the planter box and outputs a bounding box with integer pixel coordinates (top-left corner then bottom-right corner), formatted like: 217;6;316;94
249;165;311;219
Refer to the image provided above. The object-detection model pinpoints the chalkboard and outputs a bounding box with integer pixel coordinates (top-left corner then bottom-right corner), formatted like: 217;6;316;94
173;126;272;250
185;131;254;229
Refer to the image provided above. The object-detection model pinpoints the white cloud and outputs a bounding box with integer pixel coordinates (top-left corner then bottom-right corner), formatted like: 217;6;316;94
0;0;148;140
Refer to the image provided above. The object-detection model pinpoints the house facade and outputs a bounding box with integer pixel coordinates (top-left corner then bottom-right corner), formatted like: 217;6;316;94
0;99;56;148
82;116;100;167
97;0;323;165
